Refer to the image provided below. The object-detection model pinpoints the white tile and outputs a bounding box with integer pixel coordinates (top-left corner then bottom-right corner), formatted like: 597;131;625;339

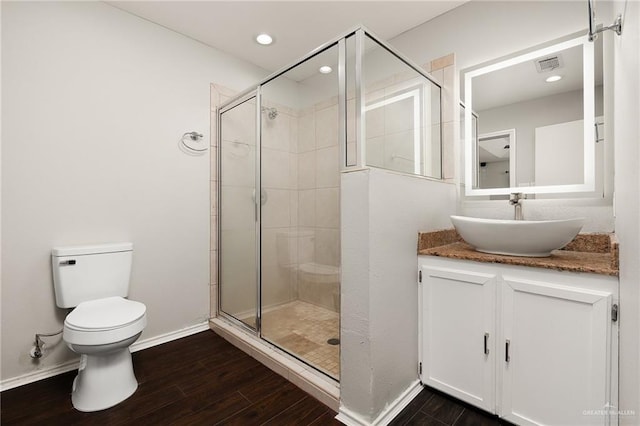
298;151;316;190
210;250;218;285
365;104;385;139
261;227;280;269
262;112;290;152
289;153;298;190
262;188;291;228
298;189;316;227
210;184;217;216
210;147;218;181
298;112;316;153
314;96;338;112
431;68;444;86
219;230;257;316
210;215;218;249
220;185;255;231
210;283;218;318
366;136;385;168
220;103;256;149
443;121;455;180
315;105;338;148
220;141;255;188
384;96;414;134
314;228;340;266
442;64;455;124
210;112;218;147
316;188;339;228
289;191;299;227
426;124;443;179
262;148;290;189
315;146;340;188
384;130;418;175
261;262;292;307
289;115;299;154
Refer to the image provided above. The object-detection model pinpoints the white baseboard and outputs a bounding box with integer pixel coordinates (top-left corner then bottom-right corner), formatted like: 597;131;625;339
336;407;370;426
130;321;209;353
0;360;80;393
336;380;423;426
0;321;210;392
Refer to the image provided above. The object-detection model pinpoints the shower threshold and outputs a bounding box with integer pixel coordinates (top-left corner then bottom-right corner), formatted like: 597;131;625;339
209;316;339;411
256;301;339;379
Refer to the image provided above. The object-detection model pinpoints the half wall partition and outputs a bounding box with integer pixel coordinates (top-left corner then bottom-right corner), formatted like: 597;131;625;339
217;27;442;381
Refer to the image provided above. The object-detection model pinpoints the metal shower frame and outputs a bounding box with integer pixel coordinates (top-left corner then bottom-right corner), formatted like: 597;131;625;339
216;25;442;377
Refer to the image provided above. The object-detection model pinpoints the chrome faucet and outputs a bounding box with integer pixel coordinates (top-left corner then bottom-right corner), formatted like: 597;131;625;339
509;193;524;220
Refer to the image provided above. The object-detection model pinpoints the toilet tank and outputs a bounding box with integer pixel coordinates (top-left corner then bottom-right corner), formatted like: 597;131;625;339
52;242;133;308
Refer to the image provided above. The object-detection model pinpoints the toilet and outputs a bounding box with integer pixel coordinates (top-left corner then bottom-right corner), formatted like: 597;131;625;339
276;231;340;311
51;242;146;412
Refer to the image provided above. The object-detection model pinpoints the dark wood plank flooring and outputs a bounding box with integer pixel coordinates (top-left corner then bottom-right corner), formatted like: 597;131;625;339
390;386;510;426
1;330;503;425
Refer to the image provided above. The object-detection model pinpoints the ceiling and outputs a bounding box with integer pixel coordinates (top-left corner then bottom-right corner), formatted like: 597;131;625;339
107;1;467;73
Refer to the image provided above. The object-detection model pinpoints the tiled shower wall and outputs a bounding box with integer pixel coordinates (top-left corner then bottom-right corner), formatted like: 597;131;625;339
296;100;341;268
210;84;341;318
261;96;341;311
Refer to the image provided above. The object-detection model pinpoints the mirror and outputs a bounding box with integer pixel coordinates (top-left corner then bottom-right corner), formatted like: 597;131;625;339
463;35;603;196
476;129;516;189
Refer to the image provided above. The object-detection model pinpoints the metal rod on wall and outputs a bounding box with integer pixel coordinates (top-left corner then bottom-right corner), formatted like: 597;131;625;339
588;0;623;42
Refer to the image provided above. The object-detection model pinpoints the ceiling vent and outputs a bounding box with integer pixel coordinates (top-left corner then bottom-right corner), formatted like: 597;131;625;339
534;54;563;73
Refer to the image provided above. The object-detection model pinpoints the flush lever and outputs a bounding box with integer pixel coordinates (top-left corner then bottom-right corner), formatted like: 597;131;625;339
60;260;76;265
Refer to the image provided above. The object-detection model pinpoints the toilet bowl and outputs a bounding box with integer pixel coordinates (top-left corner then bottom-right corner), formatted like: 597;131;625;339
299;262;340;283
63;296;147;412
52;242;147;412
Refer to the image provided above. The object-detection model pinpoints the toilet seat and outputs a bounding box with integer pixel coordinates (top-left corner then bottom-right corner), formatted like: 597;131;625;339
64;296;147;346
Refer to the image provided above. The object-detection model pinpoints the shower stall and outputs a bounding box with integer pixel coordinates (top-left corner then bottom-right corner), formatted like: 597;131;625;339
216;27;442;381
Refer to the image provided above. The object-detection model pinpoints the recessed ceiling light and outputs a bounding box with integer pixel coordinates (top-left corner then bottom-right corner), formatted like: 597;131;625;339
545;75;562;83
319;65;333;74
256;33;273;46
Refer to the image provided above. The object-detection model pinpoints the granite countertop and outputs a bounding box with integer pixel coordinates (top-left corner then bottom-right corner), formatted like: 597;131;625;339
417;229;619;276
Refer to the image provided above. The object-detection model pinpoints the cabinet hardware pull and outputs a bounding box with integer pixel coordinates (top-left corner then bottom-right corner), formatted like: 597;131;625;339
505;339;511;362
484;333;490;355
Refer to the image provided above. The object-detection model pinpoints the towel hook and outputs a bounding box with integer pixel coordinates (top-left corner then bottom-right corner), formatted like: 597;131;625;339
179;131;207;155
183;131;204;141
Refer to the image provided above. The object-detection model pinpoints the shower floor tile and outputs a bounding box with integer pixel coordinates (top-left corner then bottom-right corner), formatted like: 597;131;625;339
261;300;340;379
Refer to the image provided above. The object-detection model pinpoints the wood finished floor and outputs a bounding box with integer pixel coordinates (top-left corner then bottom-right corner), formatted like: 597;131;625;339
1;330;504;425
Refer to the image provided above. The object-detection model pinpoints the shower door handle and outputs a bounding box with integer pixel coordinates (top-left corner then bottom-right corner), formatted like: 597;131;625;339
252;188;268;206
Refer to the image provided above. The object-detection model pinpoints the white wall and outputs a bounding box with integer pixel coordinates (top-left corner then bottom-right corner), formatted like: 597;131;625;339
340;168;456;423
612;0;640;423
1;1;267;384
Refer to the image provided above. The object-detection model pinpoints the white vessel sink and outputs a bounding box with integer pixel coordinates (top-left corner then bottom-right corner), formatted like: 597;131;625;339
450;215;585;257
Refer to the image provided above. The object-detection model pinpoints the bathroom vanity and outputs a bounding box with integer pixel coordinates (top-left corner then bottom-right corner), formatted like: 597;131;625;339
417;230;619;426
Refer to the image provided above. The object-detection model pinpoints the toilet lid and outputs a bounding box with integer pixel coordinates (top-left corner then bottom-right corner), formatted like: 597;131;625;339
65;296;146;331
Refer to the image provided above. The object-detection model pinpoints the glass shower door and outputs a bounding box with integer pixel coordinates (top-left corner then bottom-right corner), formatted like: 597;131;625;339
219;96;258;330
259;43;341;379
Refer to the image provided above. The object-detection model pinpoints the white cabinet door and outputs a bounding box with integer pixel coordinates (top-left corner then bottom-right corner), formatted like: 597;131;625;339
420;265;497;412
500;276;614;426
